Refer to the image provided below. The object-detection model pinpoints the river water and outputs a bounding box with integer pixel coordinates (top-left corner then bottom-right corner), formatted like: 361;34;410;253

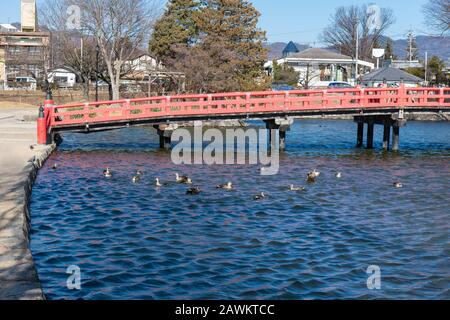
30;120;449;300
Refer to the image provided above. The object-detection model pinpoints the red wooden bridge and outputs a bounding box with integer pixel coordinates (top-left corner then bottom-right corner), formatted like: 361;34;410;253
37;85;450;151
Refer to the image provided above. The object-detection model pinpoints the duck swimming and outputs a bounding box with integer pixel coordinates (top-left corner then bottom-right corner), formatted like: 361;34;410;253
176;173;191;184
393;182;403;188
132;175;141;183
186;187;201;195
289;184;305;191
136;170;143;176
335;172;342;178
306;172;316;183
253;192;267;200
103;167;112;178
217;182;233;190
52;163;58;170
311;169;321;177
155;178;163;187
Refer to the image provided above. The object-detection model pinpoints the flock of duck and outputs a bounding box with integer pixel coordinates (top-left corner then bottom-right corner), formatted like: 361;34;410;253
84;166;404;201
51;164;404;198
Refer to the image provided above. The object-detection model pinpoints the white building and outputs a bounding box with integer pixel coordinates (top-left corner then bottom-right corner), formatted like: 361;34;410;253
0;24;18;32
266;47;375;88
47;68;76;88
122;51;162;79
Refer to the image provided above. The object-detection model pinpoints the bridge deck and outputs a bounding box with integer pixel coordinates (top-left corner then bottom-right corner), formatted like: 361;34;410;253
43;86;450;133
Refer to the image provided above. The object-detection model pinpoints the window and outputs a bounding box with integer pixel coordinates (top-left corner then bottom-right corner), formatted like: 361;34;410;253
28;46;42;56
6;65;20;74
7;46;20;56
27;64;41;77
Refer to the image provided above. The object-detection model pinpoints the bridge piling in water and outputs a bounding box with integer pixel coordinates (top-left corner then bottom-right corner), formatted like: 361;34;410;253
264;118;294;151
383;122;391;150
154;123;178;149
392;126;400;151
356;122;364;148
367;121;374;149
354;114;406;151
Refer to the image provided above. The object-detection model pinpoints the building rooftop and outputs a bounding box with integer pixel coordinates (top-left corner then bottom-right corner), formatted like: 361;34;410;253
0;24;18;32
282;41;300;57
289;48;353;60
361;67;423;82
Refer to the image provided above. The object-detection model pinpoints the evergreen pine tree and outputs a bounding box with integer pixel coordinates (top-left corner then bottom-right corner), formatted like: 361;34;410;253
150;0;269;92
385;38;396;60
193;0;269;91
149;0;198;65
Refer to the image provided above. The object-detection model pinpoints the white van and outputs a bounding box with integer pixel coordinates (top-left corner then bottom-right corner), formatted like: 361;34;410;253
15;77;37;84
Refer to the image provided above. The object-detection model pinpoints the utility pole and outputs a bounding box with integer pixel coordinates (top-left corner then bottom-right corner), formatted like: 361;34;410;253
80;37;84;87
425;51;428;85
96;44;100;101
407;30;414;67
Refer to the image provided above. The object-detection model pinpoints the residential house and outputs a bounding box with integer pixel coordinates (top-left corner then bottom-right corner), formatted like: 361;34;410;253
121;50;186;94
360;67;424;87
47;67;77;88
266;45;375;88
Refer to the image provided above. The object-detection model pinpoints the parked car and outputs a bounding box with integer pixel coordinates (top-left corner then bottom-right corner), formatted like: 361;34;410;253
15;76;37;84
327;82;354;89
272;84;296;91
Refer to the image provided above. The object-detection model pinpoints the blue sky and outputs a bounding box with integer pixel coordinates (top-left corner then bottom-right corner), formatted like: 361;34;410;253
1;0;431;43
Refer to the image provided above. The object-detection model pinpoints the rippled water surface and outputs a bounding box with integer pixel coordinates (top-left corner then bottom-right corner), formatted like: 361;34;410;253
30;120;450;299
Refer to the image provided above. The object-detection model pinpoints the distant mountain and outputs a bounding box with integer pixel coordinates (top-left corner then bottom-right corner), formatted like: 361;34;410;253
266;36;450;63
390;36;450;62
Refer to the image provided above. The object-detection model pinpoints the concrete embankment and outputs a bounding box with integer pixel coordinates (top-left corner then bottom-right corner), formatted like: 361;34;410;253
0;107;55;300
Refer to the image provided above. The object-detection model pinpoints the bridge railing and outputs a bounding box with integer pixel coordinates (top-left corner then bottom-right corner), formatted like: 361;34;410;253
45;86;450;129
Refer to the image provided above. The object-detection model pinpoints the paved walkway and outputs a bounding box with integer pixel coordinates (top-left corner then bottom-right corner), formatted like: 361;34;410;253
0;107;54;300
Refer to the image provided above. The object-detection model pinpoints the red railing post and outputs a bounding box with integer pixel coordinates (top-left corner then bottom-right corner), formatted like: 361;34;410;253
360;87;365;108
284;91;290;110
37;105;48;144
399;83;406;108
37;88;54;145
322;89;327;108
165;96;171;116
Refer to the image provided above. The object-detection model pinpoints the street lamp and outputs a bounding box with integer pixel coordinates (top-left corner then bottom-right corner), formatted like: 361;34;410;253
95;44;100;102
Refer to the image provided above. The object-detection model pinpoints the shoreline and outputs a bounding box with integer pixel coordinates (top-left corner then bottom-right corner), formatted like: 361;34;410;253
0;107;55;300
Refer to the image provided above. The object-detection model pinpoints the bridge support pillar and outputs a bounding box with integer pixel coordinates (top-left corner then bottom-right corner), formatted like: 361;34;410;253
392;125;400;152
264;118;294;151
383;123;391;150
366;121;374;149
354;115;406;151
154;123;179;150
356;122;364;148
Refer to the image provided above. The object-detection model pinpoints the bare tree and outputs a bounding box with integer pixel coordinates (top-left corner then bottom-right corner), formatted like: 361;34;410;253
42;0;102;99
298;64;319;90
321;4;395;61
423;0;450;35
42;0;160;100
80;0;160;100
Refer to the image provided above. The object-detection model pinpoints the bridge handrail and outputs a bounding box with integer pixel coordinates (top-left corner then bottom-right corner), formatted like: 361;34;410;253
45;86;450;129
